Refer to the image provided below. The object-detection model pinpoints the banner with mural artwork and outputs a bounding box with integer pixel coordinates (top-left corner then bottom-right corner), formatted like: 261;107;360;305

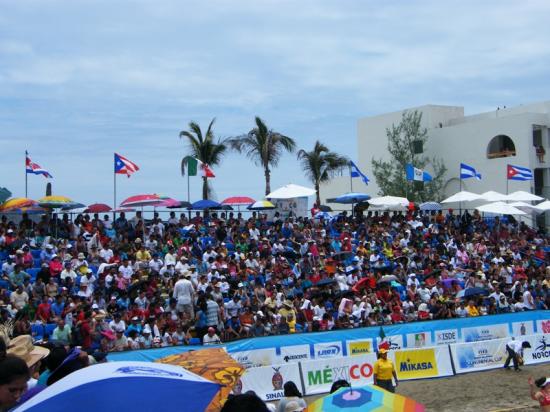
238;363;303;402
450;338;508;373
301;353;378;395
389;346;454;380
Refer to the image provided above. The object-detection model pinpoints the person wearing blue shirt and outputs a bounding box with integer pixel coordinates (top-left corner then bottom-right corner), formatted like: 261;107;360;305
51;296;65;318
125;317;142;336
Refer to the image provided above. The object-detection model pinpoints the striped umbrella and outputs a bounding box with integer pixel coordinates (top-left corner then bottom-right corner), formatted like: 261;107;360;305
0;205;47;215
120;194;164;208
221;196;255;206
37;196;77;209
247;200;275;210
0;197;37;212
419;201;442;211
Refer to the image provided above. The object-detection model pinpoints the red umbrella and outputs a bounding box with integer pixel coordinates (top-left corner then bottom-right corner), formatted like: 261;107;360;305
85;203;112;213
157;198;181;208
120;194;163;208
221;196;255;206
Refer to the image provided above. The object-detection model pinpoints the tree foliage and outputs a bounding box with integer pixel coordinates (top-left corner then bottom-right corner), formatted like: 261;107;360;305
297;141;349;205
371;110;447;202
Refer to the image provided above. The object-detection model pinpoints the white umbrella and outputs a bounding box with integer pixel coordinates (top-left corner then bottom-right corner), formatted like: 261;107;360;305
266;183;316;199
476;201;526;215
509;201;540;212
369;196;409;207
441;191;480;203
479;191;509;202
506;191;544;202
535;200;550;212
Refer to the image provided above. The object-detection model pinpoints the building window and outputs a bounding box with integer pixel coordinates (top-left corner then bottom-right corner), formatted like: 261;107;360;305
487;135;516;159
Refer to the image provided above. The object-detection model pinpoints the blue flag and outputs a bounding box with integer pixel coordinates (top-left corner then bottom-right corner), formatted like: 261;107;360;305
406;164;432;182
349;161;369;185
460;163;481;180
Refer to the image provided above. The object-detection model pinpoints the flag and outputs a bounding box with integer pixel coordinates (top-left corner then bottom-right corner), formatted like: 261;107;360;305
460;162;481;180
25;152;52;178
186;157;215;178
114;153;139;177
349;161;369;185
507;164;533;181
406;163;432;182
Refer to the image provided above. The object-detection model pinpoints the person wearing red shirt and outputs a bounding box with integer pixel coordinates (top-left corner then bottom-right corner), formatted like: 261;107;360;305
80;312;92;350
49;255;63;277
35;296;52;323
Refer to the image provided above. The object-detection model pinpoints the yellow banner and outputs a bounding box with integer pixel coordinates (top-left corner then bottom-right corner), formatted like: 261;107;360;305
348;340;372;356
394;348;439;379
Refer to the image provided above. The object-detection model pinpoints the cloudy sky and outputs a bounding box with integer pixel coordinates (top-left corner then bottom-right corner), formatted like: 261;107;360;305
2;0;550;207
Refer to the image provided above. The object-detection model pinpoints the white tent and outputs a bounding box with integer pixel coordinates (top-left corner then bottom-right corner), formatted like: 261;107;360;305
476;201;526;215
535;200;550;212
441;191;480;203
266;184;316;199
479;191;509;202
509;201;542;213
506;191;544;202
369;196;409;207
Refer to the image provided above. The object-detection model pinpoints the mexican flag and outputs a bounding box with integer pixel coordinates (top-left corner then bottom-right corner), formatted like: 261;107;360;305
186;157;215;178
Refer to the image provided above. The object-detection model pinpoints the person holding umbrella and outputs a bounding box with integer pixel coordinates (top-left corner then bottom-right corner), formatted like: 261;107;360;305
373;347;398;393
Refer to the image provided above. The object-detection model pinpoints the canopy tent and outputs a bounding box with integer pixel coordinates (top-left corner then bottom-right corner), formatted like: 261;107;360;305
479;191;509;202
476;201;526;215
506;191;544;202
369;196;409;208
266;183;316;199
441;191;481;203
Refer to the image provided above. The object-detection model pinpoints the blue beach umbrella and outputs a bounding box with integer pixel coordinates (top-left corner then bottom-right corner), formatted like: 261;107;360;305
332;192;371;204
190;199;221;210
314;211;333;220
419;201;442;211
14;362;220;412
456;287;489;299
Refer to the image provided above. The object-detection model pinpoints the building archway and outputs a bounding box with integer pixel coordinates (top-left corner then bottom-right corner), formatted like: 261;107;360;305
487;135;516;159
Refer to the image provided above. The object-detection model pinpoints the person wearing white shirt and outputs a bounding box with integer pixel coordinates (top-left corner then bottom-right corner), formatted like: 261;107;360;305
119;260;134;280
99;246;113;263
164;251;176;267
407;274;420;288
523;286;535;310
172;273;195;317
504;339;531;371
174;257;189;274
249;227;260;241
418;286;431;303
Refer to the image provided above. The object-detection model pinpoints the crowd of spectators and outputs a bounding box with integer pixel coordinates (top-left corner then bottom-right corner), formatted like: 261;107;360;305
0;205;548;354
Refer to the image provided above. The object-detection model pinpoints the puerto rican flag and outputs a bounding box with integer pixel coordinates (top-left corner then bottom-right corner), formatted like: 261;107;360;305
26;152;52;178
114;153;140;177
507;164;533;181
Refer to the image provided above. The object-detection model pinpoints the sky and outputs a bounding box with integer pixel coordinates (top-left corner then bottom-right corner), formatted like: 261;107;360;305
2;0;550;208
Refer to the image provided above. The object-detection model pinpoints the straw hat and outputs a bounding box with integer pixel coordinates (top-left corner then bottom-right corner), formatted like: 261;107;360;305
7;335;50;367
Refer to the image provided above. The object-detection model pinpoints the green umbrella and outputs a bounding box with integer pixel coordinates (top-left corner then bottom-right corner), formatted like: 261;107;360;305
0;188;12;204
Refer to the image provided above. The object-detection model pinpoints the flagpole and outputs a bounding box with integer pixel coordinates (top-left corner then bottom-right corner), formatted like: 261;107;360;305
349;165;353;192
506;164;509;195
25;150;28;198
459;174;462;216
114;154;117;219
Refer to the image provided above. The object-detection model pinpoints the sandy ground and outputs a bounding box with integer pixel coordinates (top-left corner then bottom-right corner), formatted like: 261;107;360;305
300;363;549;412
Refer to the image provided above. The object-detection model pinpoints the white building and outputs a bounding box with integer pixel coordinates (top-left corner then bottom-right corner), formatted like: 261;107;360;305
322;101;550;221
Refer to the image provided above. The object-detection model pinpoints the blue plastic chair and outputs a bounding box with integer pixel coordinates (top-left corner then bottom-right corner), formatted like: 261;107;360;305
0;279;9;290
44;323;56;337
89;265;99;275
30;250;42;259
33;258;42;268
189;337;201;345
31;324;44;340
27;268;40;281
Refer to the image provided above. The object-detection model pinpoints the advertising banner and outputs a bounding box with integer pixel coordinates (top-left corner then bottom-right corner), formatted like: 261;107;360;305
238;363;303;402
280;344;311;364
434;329;459;345
522;334;550;365
405;331;433;348
230;348;278;368
375;335;403;351
301;353;378;395
390;346;453;380
450;338;508;373
536;319;550;334
461;324;509;342
512;321;534;337
313;341;343;359
346;339;373;356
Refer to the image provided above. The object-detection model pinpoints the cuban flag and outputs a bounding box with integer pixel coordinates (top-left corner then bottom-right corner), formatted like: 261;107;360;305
406;163;432;182
25;152;52;178
460;163;481;180
114;153;140;177
507;164;533;181
349;160;369;185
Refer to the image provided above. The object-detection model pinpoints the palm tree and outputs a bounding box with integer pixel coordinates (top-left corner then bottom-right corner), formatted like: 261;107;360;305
179;118;227;200
297;141;349;205
228;116;296;195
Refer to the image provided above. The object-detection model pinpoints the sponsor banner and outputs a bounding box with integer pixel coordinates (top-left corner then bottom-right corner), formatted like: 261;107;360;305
461;324;509;342
536;319;550;334
346;339;373;356
301;353;378;395
406;331;432;348
522;334;550;365
313;341;343;359
512;321;534;337
450;338;507;373
390;346;453;380
238;363;302;401
434;329;459;345
230;348;278;368
375;335;403;351
280;344;311;364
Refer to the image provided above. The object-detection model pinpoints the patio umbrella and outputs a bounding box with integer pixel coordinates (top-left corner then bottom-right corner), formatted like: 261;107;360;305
0;197;37;212
165;200;192;209
85;203;112;213
120;194;163;208
506;191;544;202
476;202;526;215
419;201;442;211
314;211;333;220
0;188;11;204
441;191;480;203
267;183;316;199
509;201;541;213
369;196;409;208
479;191;509;202
157;198;182;208
319;204;333;212
456;287;489;299
61;202;86;211
190;199;221;210
307;385;425;412
14;361;220;412
332;192;371;204
222;196;255;206
247;200;275;210
0;206;46;215
157;347;245;412
535;200;550;212
37;195;76;209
